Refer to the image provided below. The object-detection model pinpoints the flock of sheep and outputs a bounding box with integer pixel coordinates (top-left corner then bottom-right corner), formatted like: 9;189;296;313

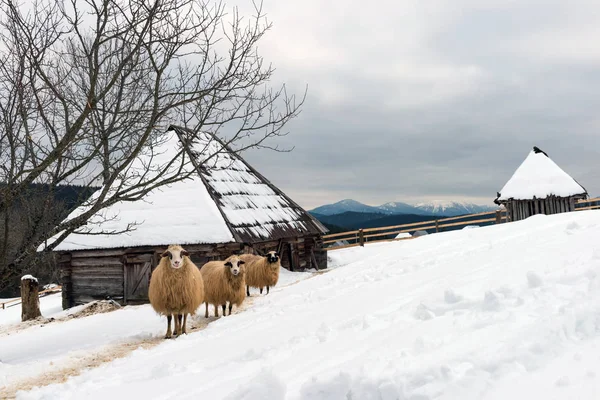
148;245;281;339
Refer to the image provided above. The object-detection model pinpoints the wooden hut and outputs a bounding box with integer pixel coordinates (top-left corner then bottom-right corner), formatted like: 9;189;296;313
494;146;587;221
41;126;328;309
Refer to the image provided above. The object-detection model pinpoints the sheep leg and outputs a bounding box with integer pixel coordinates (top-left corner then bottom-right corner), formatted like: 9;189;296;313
228;303;233;315
204;302;209;318
173;313;181;336
260;287;263;294
222;304;226;316
214;304;219;317
165;314;173;339
267;286;270;294
181;313;188;334
175;314;183;336
246;285;250;297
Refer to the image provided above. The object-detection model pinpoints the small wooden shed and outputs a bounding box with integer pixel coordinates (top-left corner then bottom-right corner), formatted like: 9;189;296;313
494;146;587;221
42;126;328;309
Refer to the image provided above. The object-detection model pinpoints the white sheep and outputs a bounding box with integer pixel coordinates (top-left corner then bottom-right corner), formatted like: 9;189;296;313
239;251;281;297
200;255;246;318
148;245;204;339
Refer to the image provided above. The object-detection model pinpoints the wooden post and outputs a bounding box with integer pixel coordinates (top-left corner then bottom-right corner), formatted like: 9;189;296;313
21;275;42;322
435;220;439;232
495;210;502;224
359;229;365;247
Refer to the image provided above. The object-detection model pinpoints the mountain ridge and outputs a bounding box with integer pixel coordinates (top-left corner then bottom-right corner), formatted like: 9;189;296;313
310;198;497;217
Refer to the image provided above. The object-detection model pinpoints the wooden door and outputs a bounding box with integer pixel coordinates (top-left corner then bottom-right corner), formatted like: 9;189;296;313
124;253;153;304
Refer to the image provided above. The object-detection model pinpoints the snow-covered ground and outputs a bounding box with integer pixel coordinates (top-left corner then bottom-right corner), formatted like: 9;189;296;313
5;210;600;399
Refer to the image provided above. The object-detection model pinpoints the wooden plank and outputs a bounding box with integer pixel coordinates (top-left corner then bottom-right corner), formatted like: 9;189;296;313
71;258;123;267
71;249;126;258
576;205;600;211
364;224;437;240
322;230;360;240
576;197;600;205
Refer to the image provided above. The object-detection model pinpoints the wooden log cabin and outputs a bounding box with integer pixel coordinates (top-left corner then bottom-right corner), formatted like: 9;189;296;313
494;146;588;222
42;126;328;309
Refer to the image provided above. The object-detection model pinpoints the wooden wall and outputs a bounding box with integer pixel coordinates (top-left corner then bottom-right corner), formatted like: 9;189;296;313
505;195;578;222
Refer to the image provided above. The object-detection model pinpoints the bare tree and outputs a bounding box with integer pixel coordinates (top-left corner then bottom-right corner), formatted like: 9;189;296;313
0;0;304;291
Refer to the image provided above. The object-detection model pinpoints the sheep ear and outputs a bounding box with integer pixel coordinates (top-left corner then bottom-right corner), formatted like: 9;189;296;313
181;250;189;257
238;260;245;265
161;250;171;258
225;261;232;267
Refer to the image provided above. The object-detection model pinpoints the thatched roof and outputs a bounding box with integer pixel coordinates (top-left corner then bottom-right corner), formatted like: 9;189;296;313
495;146;587;204
42;126;327;252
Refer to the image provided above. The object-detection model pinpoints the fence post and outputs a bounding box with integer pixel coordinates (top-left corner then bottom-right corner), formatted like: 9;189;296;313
495;210;502;224
21;275;42;322
435;220;439;233
359;229;365;247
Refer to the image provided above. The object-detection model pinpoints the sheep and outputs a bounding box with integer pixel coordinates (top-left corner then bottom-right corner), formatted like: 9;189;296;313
239;251;281;297
148;245;204;339
200;255;246;318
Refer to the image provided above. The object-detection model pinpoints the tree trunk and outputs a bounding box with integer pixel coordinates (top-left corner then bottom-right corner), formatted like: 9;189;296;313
21;275;41;321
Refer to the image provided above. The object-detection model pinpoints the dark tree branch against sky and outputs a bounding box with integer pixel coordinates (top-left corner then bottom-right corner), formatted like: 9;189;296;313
0;0;303;290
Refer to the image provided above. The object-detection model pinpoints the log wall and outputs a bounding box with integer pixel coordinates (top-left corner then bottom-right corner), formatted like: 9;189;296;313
505;195;579;222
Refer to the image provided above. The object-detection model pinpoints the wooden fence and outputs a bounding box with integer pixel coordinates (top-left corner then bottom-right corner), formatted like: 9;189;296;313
0;286;62;310
323;197;600;251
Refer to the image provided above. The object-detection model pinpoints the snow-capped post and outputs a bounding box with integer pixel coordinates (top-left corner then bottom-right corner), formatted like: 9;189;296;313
21;275;42;321
435;220;439;233
495;210;503;224
359;229;365;246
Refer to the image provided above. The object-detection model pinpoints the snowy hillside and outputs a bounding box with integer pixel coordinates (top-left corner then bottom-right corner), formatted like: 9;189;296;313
5;211;600;399
414;199;497;216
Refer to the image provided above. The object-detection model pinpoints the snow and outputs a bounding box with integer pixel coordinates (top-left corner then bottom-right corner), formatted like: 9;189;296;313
497;148;587;201
43;129;321;252
20;275;38;282
395;232;412;239
0;293;63;327
9;210;600;399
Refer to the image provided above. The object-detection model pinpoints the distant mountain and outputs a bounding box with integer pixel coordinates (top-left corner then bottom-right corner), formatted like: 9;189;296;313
309;198;496;217
414;200;498;217
310;199;386;216
377;201;426;215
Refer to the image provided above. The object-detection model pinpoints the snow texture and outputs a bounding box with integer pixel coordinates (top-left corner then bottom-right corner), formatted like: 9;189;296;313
11;211;600;399
497;148;586;201
20;275;38;282
395;232;412;239
41;129;321;252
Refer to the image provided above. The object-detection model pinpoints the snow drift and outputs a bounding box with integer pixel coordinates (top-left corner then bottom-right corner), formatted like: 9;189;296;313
8;210;600;399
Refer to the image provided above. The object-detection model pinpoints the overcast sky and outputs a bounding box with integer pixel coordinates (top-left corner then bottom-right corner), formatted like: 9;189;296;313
240;0;600;209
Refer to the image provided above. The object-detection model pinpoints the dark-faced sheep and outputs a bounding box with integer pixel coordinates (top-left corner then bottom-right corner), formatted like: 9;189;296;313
148;245;204;339
239;251;281;297
200;255;246;318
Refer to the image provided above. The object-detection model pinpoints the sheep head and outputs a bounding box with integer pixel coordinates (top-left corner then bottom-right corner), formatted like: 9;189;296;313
161;245;190;269
224;256;245;276
266;251;280;264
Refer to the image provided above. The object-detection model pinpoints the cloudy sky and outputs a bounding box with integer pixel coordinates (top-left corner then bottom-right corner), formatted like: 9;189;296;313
240;0;600;209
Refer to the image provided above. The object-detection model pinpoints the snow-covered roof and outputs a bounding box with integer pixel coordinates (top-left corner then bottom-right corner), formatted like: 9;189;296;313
495;146;587;203
43;126;327;252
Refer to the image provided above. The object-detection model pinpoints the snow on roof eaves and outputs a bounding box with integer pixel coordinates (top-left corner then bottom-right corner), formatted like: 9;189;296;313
496;147;587;202
42;127;325;252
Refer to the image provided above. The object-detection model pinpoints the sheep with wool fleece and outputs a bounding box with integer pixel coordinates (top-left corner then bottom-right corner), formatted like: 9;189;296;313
239;251;281;297
148;245;204;339
200;255;246;318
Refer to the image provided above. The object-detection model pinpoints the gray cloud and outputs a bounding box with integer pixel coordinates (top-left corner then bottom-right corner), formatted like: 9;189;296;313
240;0;600;209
